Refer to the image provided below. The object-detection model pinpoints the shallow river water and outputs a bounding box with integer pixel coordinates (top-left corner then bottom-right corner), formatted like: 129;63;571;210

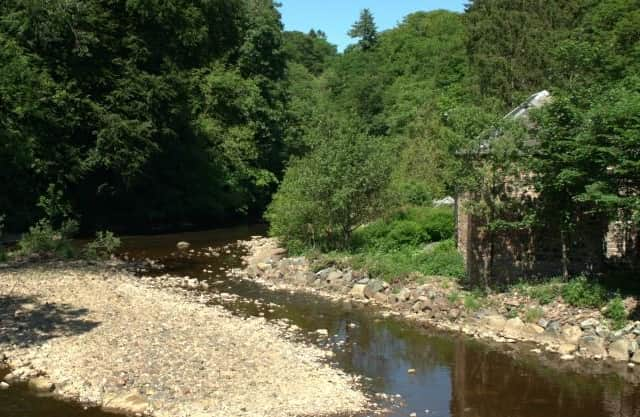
3;226;640;417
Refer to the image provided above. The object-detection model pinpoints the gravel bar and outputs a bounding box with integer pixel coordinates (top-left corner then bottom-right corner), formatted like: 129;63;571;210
0;263;368;417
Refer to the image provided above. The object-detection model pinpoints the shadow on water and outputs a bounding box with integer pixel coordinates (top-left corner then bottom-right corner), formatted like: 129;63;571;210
0;295;100;348
3;225;640;417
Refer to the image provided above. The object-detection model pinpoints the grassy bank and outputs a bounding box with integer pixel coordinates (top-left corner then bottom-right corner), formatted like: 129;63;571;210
299;206;465;282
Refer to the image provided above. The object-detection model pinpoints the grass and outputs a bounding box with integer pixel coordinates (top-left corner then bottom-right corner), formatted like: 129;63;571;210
306;206;464;282
463;292;484;311
524;307;544;323
603;295;627;330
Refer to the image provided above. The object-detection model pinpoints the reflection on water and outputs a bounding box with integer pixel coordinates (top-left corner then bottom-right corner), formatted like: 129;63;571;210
2;225;640;417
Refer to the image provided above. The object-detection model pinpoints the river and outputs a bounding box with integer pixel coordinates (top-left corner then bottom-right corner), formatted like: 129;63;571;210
2;226;640;417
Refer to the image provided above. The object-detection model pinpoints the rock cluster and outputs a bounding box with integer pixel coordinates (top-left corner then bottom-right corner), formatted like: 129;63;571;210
239;237;640;364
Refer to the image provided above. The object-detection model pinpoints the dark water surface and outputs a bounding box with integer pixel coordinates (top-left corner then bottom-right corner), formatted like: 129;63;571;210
3;225;640;417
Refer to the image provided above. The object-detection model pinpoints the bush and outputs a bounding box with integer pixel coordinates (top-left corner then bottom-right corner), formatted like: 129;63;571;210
604;296;627;330
561;276;607;308
267;121;393;250
83;231;121;260
16;219;78;258
353;206;454;251
524;307;544;323
463;292;484;311
514;279;563;305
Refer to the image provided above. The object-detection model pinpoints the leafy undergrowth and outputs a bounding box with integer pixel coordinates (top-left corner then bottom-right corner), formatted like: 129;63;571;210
307;206;464;282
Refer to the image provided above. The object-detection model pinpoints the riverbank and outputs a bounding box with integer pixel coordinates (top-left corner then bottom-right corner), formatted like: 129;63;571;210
237;237;640;367
0;261;369;417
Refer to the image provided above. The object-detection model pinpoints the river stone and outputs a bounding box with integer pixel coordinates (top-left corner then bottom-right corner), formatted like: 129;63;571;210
504;317;525;337
0;382;8;390
561;325;583;345
364;280;386;299
396;288;412;302
579;335;607;357
544;321;562;337
525;323;545;335
326;271;343;284
102;392;149;415
373;292;388;304
411;301;423;313
28;377;55;393
631;351;640;364
315;267;336;280
558;344;577;355
580;318;599;330
176;241;190;250
350;284;367;299
608;338;632;361
483;315;507;332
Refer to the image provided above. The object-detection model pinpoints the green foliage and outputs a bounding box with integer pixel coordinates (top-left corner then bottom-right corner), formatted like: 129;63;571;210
447;291;460;304
604;296;628;330
463;292;484;311
514;279;564;305
561;276;607;308
524;307;544;324
16;219;78;259
348;239;465;282
348;9;378;51
266;120;393;250
0;0;290;232
83;231;121;260
353;207;454;251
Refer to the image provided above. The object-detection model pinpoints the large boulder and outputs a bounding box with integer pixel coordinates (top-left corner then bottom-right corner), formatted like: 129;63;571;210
350;284;367;299
364;280;386;299
28;377;55;393
482;315;507;332
608;338;632;361
579;335;607;357
561;325;583;345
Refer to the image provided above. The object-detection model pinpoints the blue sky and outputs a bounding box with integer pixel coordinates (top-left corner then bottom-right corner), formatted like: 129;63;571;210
279;1;466;51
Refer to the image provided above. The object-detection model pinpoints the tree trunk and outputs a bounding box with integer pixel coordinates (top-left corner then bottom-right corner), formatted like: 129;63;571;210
560;228;570;280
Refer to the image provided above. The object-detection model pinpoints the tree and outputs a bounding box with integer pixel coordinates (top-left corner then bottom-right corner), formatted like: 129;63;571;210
266;118;393;250
348;8;378;51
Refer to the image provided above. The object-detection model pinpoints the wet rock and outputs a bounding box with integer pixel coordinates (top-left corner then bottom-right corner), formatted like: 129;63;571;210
608;338;632;361
579;335;607;357
316;329;329;337
561;325;583;345
0;382;8;390
176;241;190;250
28;377;55;393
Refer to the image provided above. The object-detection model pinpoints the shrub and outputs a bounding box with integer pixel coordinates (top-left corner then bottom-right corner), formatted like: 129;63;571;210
83;231;121;260
524;307;544;323
515;279;563;305
16;219;78;258
267;121;393;250
448;291;460;304
604;296;627;330
353;207;454;251
463;292;484;311
561;276;607;308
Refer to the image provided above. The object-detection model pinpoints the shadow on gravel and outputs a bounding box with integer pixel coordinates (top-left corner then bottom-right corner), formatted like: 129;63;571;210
0;295;100;347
